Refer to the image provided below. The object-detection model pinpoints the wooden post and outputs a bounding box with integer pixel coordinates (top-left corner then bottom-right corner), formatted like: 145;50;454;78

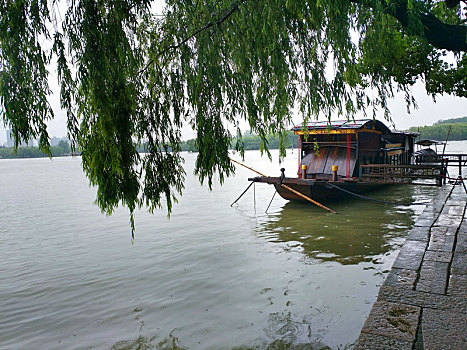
346;134;351;178
459;155;462;177
332;165;338;182
298;134;302;178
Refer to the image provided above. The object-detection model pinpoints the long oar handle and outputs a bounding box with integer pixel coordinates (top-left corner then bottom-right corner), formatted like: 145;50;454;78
230;158;267;177
230;158;336;214
281;184;336;214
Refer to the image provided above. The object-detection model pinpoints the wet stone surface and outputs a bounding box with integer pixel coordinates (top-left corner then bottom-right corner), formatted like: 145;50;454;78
430;196;449;208
423;250;452;263
455;232;467;254
416;260;449;295
383;268;417;289
360;301;420;342
451;252;467;274
434;213;463;227
421;204;442;214
446;187;466;199
433;188;451;200
414;218;433;227
357;185;467;349
406;226;430;242
444;199;466;207
354;333;413;350
429;226;448;236
427;233;455;252
448;272;467;296
428;227;455;252
378;285;467;312
422;309;467;350
446;226;459;235
441;205;465;217
392;240;427;271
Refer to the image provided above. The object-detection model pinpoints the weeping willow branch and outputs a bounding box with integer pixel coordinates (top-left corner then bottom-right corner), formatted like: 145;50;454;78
139;0;247;74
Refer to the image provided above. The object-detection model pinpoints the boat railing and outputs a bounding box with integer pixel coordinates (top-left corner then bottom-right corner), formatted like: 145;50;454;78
415;153;467;165
358;164;445;185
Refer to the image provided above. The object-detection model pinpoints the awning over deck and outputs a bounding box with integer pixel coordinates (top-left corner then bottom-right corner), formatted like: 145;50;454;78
415;139;445;147
292;119;392;135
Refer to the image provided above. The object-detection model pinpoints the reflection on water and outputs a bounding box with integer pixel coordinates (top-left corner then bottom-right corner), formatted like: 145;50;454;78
113;331;334;350
256;186;424;265
262;310;334;350
255;185;433;265
111;331;187;350
111;324;335;350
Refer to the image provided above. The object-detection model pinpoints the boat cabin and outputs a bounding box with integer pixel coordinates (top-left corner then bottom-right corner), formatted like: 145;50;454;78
413;139;445;164
293;119;419;180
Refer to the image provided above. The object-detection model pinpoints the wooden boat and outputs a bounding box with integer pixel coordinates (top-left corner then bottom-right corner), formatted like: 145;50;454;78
412;139;467;183
249;119;432;203
413;139;445;164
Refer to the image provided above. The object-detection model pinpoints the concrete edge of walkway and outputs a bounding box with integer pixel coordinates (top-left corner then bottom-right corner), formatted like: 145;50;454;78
354;184;467;350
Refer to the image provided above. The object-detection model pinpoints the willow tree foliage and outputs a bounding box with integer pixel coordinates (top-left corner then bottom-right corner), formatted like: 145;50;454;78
1;0;466;236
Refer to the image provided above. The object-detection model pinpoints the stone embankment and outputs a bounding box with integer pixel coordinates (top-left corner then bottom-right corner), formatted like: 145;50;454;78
355;183;467;350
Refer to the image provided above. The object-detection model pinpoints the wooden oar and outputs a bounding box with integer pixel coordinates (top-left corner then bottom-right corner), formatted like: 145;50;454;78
231;158;267;177
280;183;336;214
230;158;336;214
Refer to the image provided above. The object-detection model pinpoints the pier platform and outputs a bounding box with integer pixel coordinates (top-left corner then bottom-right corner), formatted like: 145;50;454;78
354;183;467;349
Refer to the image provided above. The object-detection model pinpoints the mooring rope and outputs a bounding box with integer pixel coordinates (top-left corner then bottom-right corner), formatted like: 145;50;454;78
265;190;277;213
439;174;467;181
324;182;430;206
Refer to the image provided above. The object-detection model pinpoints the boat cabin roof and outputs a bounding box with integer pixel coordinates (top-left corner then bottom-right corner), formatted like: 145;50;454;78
415;139;445;146
292;119;390;134
292;119;418;137
391;130;420;137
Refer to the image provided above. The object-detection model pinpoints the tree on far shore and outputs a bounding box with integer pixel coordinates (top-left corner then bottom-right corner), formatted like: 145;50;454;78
57;140;70;154
1;0;466;236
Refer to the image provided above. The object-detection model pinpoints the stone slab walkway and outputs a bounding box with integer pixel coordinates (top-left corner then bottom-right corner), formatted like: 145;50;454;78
354;183;467;350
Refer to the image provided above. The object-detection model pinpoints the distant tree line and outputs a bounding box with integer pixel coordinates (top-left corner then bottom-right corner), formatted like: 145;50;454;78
79;132;298;155
180;139;198;152
4;119;464;159
180;131;299;152
434;116;467;125
135;131;299;153
0;140;71;159
408;116;467;141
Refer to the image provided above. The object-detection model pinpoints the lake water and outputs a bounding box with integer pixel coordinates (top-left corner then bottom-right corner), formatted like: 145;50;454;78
1;141;466;350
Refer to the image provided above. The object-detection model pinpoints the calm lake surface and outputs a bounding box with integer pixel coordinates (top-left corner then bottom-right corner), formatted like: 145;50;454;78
1;142;466;350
